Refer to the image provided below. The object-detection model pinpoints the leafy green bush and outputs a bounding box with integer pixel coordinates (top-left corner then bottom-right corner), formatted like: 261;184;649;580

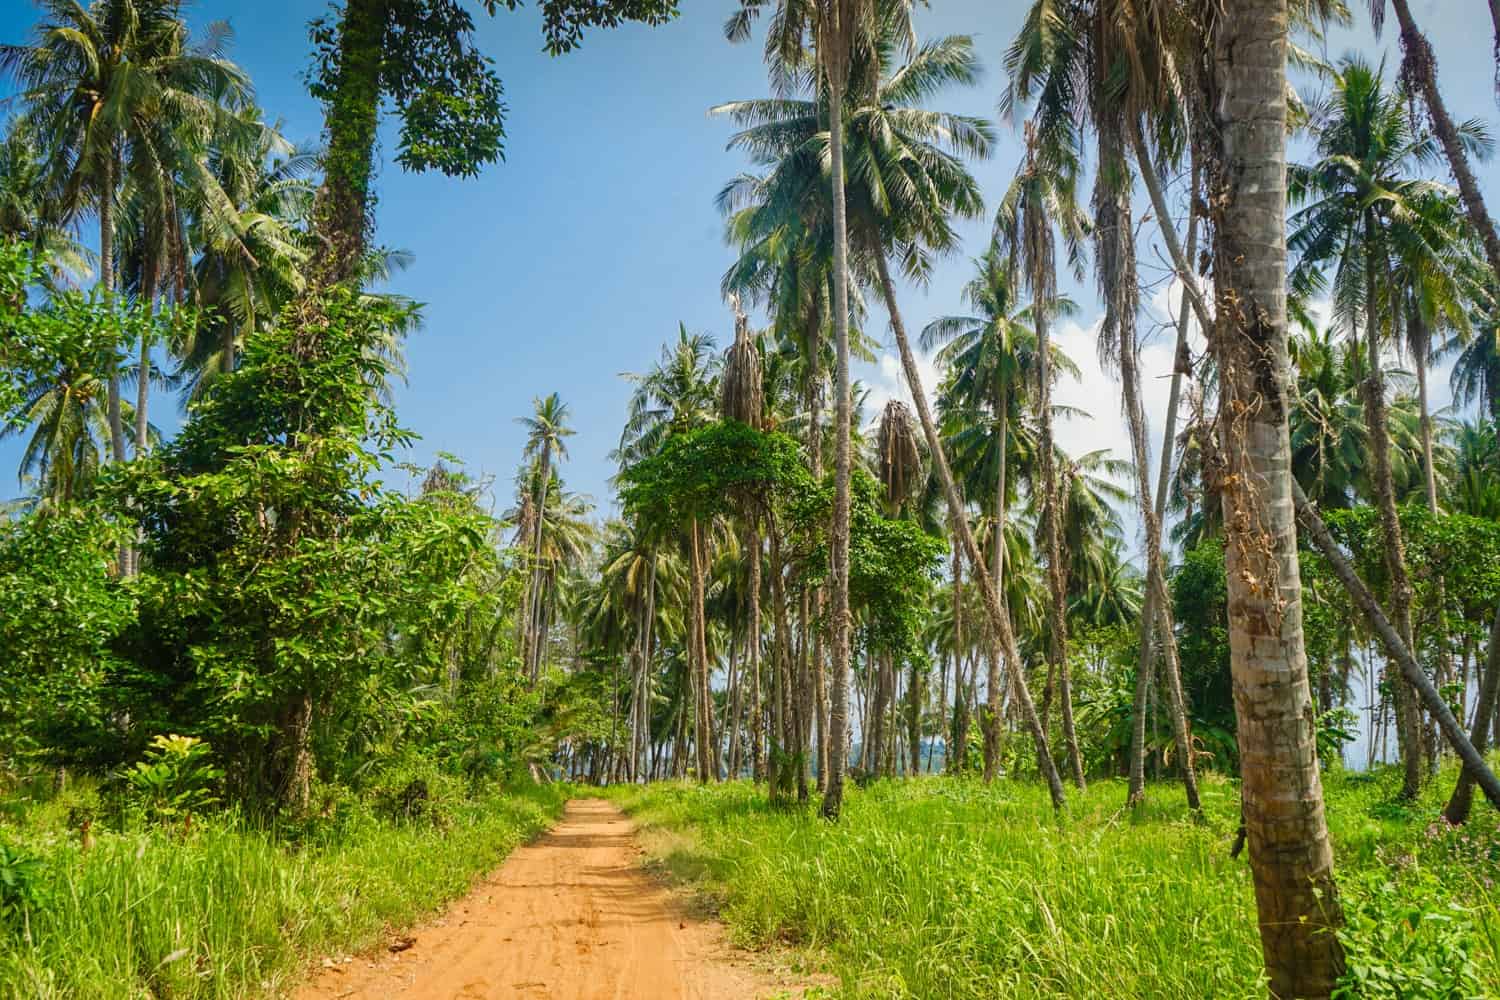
0;840;47;932
1335;870;1485;999
124;735;223;823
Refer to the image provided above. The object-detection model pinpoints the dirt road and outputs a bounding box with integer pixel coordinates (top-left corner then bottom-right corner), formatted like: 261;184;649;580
295;798;797;1000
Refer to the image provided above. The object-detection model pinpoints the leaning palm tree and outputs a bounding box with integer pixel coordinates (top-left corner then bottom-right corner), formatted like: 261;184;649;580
1288;55;1470;798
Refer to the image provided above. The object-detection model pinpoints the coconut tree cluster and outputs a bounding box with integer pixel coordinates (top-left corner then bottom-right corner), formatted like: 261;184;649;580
2;0;1500;996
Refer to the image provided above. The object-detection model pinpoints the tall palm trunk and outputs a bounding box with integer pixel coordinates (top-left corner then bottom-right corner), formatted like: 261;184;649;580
1412;318;1440;513
821;66;855;819
981;392;1008;782
101;152;126;467
1103;158;1200;810
1385;0;1500;286
874;251;1067;809
1361;233;1423;800
1033;266;1086;792
747;522;763;780
689;517;714;782
1207;1;1344;992
949;540;967;771
805;331;830;789
527;446;551;681
1128;142;1202;806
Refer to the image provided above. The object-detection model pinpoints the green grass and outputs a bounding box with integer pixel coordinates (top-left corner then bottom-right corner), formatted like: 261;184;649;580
0;778;567;998
606;766;1500;999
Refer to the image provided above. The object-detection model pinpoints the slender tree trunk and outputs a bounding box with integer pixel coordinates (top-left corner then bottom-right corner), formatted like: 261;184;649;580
821;68;854;820
1362;237;1423;800
949;543;966;773
982;395;1008;782
875;251;1066;809
1294;481;1500;807
1032;257;1085;791
1444;601;1500;823
748;523;763;781
1107;144;1201;810
1207;2;1345;992
690;518;714;782
1413;327;1440;513
1383;0;1500;288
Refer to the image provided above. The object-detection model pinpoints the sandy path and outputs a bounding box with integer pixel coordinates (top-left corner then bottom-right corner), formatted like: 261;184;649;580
295;798;796;1000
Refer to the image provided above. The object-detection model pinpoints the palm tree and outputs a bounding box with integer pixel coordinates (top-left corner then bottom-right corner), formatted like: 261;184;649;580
922;251;1069;780
2;0;252;466
1370;1;1500;291
726;0;906;818
1288;55;1467;797
518;393;576;682
182;108;312;394
618;326;722;781
994;124;1090;793
1207;1;1345;992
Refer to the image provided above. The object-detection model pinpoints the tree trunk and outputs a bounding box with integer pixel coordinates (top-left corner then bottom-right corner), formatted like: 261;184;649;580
748;522;763;780
1294;481;1500;808
308;0;388;289
1361;234;1423;800
690;518;714;782
1207;2;1345;992
1106;142;1200;810
982;394;1008;782
1444;601;1500;823
821;67;854;821
1032;253;1085;792
875;251;1067;809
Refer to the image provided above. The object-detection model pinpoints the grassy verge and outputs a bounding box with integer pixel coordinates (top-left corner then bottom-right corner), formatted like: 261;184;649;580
606;767;1500;999
0;777;568;998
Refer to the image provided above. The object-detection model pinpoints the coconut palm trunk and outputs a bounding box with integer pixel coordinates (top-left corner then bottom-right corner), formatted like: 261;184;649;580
821;60;856;820
1385;0;1500;286
1101;158;1200;810
1207;1;1344;992
101;151;126;468
874;250;1066;809
1033;266;1086;792
1361;237;1424;800
689;517;714;782
981;390;1008;782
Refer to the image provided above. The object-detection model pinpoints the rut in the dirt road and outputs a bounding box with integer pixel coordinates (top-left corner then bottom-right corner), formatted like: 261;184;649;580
296;798;799;1000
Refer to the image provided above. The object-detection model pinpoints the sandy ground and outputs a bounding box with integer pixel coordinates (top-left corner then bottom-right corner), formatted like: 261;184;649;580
294;798;805;1000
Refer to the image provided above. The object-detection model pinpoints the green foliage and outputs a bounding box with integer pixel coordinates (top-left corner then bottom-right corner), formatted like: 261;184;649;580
0;841;47;932
0;782;566;997
609;766;1500;999
1335;871;1485;1000
619;419;812;530
789;470;944;658
124;736;223;823
0;508;134;770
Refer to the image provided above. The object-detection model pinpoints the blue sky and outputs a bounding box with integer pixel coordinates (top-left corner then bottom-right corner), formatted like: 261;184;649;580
1;0;1495;526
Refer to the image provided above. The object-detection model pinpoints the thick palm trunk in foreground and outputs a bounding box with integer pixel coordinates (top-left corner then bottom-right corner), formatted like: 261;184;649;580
875;252;1066;809
1207;1;1344;993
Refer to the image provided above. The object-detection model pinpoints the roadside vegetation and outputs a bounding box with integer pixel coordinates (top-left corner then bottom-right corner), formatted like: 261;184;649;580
611;769;1500;999
1;0;1499;998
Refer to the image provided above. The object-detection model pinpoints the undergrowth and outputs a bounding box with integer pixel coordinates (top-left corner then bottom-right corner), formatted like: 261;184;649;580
607;766;1500;999
0;773;567;998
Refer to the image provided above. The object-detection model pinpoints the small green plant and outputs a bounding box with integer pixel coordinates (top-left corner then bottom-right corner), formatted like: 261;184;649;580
125;735;223;823
1317;707;1359;768
1334;871;1484;999
0;840;48;931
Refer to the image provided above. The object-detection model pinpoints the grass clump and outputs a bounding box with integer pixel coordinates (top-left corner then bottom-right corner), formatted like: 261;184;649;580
0;773;566;998
608;766;1500;1000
